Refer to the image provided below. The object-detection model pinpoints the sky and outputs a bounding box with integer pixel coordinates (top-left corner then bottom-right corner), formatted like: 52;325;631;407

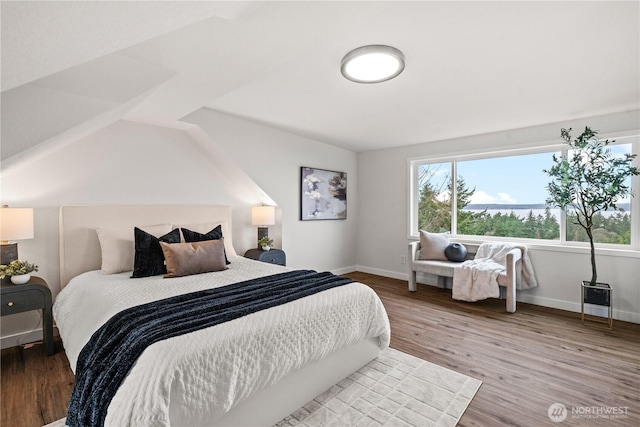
458;152;554;205
424;143;634;206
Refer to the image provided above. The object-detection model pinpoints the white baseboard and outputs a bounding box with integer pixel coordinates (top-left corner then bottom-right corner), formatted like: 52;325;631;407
331;265;358;276
355;265;639;324
0;326;59;350
354;265;408;281
1;328;44;350
517;294;639;324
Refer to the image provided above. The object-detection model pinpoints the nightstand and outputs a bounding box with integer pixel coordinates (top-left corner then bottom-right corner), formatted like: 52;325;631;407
1;276;54;355
244;248;286;266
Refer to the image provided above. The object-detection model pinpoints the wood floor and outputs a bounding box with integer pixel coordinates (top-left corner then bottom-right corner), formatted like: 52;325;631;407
2;272;639;426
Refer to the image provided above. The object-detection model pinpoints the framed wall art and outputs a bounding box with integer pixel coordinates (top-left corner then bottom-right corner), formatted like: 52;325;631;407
300;167;347;220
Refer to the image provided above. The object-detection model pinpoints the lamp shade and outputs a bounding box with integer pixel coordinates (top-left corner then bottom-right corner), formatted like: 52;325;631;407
0;207;34;242
251;206;275;226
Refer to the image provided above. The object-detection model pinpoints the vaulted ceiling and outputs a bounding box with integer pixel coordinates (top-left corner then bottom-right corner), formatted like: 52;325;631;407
1;1;638;161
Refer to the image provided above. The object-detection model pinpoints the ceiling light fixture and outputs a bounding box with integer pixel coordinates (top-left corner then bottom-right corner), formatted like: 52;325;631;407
341;45;405;84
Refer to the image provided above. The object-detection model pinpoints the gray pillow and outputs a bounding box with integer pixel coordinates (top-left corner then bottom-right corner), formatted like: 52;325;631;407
419;230;449;260
160;239;228;278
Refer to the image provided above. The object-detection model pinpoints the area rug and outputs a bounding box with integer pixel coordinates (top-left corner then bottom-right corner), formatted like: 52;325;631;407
45;348;481;427
275;347;481;427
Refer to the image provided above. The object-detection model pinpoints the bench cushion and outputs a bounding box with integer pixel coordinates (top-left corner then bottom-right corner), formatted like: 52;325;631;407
413;259;457;277
413;259;508;286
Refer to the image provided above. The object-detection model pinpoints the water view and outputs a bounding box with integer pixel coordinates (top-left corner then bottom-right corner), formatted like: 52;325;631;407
463;203;631;220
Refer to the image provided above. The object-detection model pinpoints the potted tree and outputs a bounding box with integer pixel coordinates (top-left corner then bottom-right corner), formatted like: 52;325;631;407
544;127;639;304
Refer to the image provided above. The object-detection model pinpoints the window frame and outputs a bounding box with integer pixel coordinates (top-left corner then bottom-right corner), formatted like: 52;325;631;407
408;133;640;255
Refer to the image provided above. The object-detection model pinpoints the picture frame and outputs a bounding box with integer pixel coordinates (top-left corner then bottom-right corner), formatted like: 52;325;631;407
300;167;347;220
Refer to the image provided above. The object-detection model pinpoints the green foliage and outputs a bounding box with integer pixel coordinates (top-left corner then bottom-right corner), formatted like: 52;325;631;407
544;127;639;285
0;260;38;279
417;165;452;232
258;237;273;248
567;211;631;244
417;165;485;233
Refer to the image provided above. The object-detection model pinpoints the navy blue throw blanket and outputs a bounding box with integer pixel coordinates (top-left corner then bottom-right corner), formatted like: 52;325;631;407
66;270;353;427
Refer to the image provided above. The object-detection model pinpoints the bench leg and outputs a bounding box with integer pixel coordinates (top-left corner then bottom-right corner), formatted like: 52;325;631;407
506;281;516;313
408;270;417;292
504;252;518;313
437;276;448;289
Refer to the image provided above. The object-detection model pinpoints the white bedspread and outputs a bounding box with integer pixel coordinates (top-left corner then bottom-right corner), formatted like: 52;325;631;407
53;257;390;426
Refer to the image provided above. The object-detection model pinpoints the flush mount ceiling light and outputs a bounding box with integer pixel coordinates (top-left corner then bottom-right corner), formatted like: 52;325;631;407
341;45;405;84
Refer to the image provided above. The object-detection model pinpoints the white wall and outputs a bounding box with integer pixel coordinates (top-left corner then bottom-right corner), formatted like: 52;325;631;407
356;110;640;323
183;108;359;273
3;107;637;348
1;117;357;346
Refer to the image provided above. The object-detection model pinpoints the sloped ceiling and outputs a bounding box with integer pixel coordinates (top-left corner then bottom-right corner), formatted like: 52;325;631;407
1;1;638;161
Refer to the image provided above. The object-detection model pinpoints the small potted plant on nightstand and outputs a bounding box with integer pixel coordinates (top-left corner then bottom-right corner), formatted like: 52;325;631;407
258;237;274;251
0;259;39;284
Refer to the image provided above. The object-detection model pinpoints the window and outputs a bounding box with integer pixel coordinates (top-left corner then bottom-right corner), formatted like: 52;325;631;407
410;136;638;249
416;161;452;233
565;143;635;245
456;152;561;240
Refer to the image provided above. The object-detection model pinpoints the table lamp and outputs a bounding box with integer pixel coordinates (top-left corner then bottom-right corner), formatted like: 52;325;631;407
0;206;34;264
251;206;275;248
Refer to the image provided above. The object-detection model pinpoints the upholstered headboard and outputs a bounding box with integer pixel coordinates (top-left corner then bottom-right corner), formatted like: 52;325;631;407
59;205;234;288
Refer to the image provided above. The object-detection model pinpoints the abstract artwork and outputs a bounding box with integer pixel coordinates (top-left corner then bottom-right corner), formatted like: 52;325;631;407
300;167;347;220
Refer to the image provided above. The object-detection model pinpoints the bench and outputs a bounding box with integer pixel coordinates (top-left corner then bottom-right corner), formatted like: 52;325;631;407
408;241;521;313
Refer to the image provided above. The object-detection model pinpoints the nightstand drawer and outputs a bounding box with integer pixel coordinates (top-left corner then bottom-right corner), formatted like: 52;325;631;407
1;290;45;315
261;252;285;265
244;248;286;266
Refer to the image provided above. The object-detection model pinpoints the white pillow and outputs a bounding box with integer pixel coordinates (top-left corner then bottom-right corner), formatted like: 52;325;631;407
418;230;450;261
173;221;238;258
96;224;172;274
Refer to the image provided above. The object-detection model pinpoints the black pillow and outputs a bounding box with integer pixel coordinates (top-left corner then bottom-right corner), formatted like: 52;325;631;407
181;225;230;264
131;228;181;278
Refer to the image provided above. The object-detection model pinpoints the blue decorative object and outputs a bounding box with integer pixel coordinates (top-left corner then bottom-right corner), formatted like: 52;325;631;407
445;243;467;262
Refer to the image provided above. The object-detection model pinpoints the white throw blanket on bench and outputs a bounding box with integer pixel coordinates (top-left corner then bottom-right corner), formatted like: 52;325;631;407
452;243;537;302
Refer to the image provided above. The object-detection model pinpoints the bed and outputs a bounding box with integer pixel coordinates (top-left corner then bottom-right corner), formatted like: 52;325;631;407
54;205;390;426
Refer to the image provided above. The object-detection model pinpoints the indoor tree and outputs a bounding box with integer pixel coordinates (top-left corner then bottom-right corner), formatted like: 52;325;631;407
544;127;639;285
